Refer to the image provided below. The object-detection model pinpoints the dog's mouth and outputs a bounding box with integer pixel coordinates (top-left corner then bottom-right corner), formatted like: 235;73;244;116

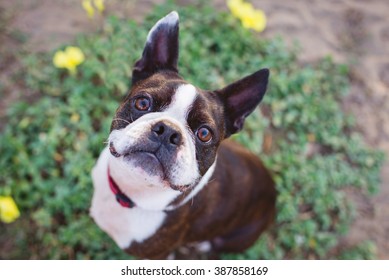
110;142;160;164
109;142;121;158
109;142;190;192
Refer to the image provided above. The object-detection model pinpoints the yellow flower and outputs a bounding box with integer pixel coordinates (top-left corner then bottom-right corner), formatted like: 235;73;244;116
0;196;20;223
93;0;105;13
227;0;267;32
82;0;105;18
70;112;80;123
240;9;266;32
227;0;242;16
82;0;95;18
53;46;85;75
228;0;253;19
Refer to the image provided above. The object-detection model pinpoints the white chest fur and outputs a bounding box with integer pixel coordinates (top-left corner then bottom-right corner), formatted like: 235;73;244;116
90;147;166;249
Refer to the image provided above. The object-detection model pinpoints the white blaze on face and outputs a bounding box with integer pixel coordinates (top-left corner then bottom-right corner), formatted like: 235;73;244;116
165;84;197;121
108;84;199;207
163;84;198;184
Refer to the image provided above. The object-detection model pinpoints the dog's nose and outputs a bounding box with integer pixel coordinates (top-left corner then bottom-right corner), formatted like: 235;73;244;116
151;121;182;146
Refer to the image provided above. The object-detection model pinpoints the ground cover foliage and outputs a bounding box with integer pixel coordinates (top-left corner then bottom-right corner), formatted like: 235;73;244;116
0;1;384;259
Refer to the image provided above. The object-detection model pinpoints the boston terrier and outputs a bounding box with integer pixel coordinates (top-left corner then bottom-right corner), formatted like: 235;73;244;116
90;11;276;259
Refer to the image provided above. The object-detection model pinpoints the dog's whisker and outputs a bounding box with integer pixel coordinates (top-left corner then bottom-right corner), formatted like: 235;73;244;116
113;117;131;125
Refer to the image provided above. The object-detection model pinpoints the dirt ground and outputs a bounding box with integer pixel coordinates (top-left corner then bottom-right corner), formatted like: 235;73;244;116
0;0;388;259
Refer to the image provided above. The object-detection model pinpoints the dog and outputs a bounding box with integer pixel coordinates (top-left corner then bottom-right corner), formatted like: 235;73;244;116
90;11;276;259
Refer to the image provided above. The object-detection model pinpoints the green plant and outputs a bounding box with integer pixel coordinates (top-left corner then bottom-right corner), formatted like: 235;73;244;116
0;1;384;259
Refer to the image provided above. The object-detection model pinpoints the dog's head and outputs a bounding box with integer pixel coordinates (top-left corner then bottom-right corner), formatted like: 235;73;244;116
108;11;269;193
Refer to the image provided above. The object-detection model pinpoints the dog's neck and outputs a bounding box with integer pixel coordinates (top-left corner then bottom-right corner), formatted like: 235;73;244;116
107;168;136;208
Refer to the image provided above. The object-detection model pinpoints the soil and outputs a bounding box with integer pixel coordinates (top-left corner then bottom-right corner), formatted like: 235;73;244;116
0;0;388;259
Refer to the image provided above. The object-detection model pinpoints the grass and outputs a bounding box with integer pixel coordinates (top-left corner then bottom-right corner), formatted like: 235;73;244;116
0;1;384;259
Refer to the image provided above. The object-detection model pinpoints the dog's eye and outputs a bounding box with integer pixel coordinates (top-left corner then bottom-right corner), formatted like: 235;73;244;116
134;96;151;111
197;126;212;143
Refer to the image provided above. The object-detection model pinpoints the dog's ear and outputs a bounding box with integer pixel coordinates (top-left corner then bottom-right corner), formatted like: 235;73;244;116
132;11;179;85
217;68;269;137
